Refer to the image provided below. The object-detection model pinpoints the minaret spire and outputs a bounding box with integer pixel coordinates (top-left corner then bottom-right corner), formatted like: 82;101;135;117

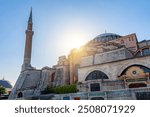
22;8;34;71
28;7;32;23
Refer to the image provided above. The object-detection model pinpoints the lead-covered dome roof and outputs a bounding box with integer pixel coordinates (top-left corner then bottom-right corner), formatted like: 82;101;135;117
0;80;12;88
93;33;121;43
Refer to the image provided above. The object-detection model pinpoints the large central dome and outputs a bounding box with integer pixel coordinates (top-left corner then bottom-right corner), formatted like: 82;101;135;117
93;33;121;43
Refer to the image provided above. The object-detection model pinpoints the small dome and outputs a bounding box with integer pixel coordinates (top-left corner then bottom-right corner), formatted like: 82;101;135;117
93;33;121;43
42;66;51;70
0;79;12;88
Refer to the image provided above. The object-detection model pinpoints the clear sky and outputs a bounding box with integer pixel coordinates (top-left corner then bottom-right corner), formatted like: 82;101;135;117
0;0;150;85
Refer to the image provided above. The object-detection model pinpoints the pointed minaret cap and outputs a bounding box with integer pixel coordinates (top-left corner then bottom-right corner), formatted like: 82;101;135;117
2;76;5;80
28;7;32;23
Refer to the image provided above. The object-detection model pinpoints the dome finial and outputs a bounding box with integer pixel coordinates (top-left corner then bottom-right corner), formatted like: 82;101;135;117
105;30;107;33
93;33;121;43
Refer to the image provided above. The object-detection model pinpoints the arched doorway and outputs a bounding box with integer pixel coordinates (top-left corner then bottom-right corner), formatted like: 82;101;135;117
17;92;23;98
129;83;147;88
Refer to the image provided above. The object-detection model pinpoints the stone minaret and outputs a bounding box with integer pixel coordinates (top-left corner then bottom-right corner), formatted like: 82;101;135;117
22;8;34;71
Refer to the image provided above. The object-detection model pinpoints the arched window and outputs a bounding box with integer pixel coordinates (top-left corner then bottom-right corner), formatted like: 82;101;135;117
85;70;109;81
120;65;150;76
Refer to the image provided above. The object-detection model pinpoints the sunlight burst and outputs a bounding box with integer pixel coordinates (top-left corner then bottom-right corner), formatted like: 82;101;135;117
60;28;88;54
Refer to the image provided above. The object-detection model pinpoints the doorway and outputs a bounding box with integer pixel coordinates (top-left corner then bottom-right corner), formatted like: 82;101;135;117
90;83;100;91
91;97;104;100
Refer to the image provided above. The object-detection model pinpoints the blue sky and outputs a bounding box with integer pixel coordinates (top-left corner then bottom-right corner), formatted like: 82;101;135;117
0;0;150;85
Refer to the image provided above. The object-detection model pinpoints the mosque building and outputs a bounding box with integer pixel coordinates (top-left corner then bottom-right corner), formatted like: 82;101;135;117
9;10;150;100
0;77;12;95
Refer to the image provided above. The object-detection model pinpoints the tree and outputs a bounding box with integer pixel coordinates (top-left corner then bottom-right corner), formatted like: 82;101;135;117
41;84;77;94
0;86;6;96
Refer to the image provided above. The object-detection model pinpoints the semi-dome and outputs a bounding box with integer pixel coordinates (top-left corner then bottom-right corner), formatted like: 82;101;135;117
0;79;12;89
93;33;121;43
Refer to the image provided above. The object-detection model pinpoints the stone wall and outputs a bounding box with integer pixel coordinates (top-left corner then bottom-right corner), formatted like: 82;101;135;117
77;80;125;92
25;87;150;100
102;80;125;91
21;70;41;89
80;55;93;67
114;33;138;52
78;56;150;82
138;40;150;48
9;69;54;99
94;48;133;65
53;65;69;86
9;69;42;99
80;48;133;67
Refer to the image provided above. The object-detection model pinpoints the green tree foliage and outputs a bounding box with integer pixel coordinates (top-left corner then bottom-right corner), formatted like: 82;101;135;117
42;84;77;94
0;86;6;95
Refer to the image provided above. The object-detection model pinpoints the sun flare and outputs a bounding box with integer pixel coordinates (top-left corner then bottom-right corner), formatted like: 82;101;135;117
65;34;86;49
61;29;88;51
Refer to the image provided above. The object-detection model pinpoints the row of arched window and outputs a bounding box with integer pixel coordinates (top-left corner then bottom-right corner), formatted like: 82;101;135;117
85;65;150;81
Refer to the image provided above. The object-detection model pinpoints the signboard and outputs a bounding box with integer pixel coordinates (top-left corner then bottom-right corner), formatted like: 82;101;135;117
63;96;70;100
126;78;147;82
89;92;105;97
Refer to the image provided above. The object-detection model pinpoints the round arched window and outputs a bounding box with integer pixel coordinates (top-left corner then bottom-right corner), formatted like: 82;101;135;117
85;70;109;81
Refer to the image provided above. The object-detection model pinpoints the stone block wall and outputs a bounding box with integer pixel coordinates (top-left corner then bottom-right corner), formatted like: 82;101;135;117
21;70;41;89
94;48;133;65
80;55;93;67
